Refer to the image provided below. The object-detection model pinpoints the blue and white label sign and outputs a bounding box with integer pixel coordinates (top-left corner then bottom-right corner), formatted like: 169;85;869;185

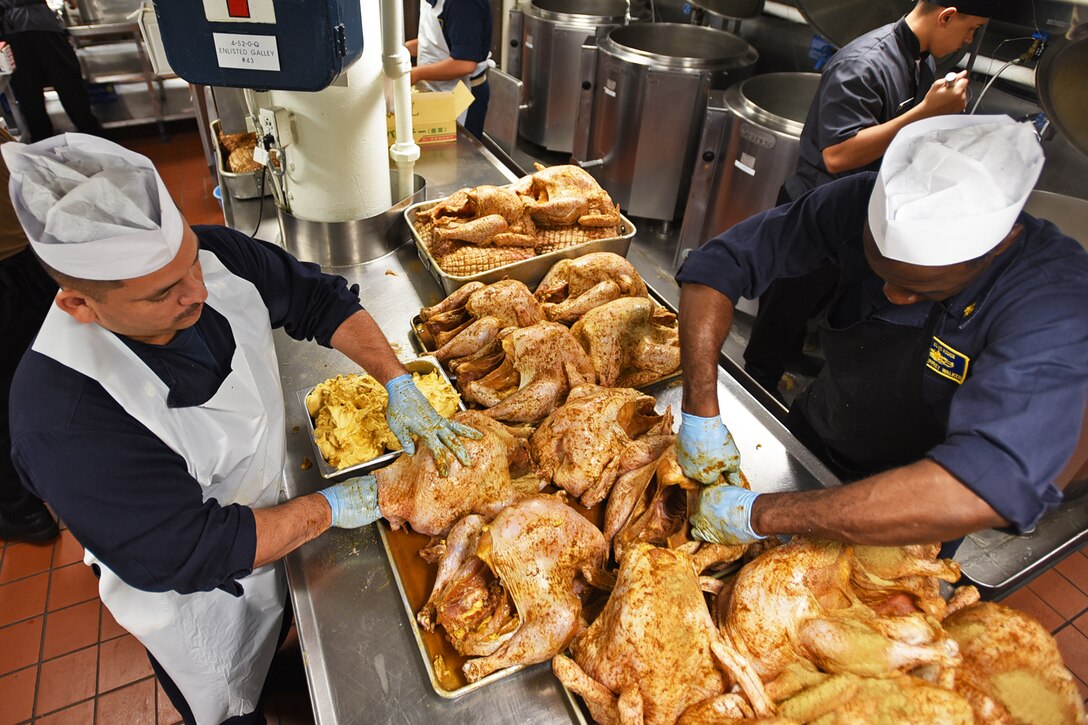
212;33;281;71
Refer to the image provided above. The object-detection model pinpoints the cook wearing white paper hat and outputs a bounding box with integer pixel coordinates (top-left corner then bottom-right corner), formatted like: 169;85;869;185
3;132;184;280
744;0;991;406
4;134;480;725
869;114;1045;266
675;115;1088;558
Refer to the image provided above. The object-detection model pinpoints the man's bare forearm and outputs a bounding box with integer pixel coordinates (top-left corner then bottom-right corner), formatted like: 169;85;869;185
252;494;332;569
821;106;926;174
679;283;735;417
411;58;478;85
751;459;1009;545
330;310;407;385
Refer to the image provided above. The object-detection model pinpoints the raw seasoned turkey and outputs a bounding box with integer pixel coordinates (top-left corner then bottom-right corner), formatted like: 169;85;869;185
428;184;537;247
571;296;681;388
849;543;972;620
418;495;608;682
419;280;544;363
553;543;773;725
375;410;543;536
227;146;262;173
461;321;596;423
514;164;622;228
217;130;257;153
719;539;963;686
943;601;1086;724
534;252;648;324
605;447;749;575
530;384;674;509
773;672;974;724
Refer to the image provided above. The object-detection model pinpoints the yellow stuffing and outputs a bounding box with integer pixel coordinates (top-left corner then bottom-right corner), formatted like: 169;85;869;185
305;371;460;469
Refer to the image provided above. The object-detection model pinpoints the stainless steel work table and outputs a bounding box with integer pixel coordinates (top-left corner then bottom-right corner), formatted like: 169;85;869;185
260;133;837;724
243;128;1085;723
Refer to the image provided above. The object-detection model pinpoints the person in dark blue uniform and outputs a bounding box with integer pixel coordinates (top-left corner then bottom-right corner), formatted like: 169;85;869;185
4;134;480;724
743;0;990;402
674;116;1088;552
0;0;102;141
406;0;493;139
0;126;58;543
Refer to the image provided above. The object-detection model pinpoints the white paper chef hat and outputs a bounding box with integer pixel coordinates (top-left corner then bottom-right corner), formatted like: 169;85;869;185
868;115;1044;266
2;133;183;281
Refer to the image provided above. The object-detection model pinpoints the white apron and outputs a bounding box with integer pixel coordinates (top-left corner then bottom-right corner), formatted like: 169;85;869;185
32;250;287;725
417;0;492;124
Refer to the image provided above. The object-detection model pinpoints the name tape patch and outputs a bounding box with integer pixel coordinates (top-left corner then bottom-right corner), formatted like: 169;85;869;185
927;336;970;384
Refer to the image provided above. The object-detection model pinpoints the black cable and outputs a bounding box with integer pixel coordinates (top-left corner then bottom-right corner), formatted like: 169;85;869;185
249;166;266;238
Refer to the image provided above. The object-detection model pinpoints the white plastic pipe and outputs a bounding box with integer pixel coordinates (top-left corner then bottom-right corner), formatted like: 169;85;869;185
957;53;1036;89
381;0;420;201
266;1;392;222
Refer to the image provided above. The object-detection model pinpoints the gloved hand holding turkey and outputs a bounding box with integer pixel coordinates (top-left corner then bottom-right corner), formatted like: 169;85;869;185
384;373;482;475
676;412;743;485
319;475;381;529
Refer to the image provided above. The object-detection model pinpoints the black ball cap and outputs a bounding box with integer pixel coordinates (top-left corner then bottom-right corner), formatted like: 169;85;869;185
929;0;999;18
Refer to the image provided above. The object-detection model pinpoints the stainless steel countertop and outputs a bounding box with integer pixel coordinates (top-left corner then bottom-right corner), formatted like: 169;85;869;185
256;132;837;724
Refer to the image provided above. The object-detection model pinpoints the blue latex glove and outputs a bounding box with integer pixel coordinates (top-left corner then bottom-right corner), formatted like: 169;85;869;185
689;484;767;545
319;475;380;529
385;373;482;476
676;412;743;485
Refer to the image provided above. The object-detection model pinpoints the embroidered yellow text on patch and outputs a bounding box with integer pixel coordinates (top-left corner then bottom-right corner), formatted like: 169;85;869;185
927;336;970;384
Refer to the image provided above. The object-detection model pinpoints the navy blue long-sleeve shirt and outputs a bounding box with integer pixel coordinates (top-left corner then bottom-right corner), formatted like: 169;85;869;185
431;0;492;64
677;173;1088;531
786;18;932;197
10;225;362;595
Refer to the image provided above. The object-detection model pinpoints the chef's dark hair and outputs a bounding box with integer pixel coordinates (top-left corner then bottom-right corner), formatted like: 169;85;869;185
34;254;123;301
918;0;995;18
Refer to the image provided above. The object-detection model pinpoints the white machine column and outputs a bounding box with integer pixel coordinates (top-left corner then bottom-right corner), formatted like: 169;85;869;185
267;0;392;222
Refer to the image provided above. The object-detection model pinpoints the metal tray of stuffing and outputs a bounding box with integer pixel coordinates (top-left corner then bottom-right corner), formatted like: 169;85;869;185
376;515;590;716
297;357;460;480
405;198;637;296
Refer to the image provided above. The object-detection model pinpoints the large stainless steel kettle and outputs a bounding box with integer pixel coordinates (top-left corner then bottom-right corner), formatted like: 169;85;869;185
1036;34;1088;159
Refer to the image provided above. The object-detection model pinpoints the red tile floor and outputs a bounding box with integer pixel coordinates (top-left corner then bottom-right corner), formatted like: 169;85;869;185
1;121;313;725
2;121;1087;723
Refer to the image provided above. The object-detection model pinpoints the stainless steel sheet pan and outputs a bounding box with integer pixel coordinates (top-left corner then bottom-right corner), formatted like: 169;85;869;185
406;198;637;296
297;356;459;480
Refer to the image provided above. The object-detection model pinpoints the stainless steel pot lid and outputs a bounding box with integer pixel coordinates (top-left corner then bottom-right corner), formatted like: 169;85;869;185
602;23;759;70
529;0;628;23
794;0;907;48
1036;35;1088;158
691;0;765;20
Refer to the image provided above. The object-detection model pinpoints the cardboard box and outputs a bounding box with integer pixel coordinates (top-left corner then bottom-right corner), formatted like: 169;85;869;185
386;81;474;146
